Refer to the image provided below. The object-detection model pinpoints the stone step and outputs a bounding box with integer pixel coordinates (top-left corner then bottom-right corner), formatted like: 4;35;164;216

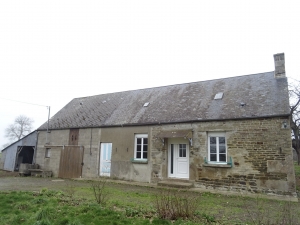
157;180;194;189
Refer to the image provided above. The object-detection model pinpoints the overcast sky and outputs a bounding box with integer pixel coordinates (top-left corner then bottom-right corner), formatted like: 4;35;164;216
0;1;299;150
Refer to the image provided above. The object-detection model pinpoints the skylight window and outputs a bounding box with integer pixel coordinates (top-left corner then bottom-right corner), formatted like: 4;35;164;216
143;102;150;107
214;92;223;100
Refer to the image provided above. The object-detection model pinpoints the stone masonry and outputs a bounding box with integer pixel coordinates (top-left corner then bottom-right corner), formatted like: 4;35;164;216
150;116;296;197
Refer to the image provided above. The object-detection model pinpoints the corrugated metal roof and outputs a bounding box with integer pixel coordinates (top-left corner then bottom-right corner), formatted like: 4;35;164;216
38;72;290;130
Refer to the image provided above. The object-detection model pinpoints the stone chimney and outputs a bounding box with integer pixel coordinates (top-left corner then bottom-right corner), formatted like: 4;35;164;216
273;53;286;78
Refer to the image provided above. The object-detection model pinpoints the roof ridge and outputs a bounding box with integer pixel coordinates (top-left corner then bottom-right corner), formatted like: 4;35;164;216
73;71;275;100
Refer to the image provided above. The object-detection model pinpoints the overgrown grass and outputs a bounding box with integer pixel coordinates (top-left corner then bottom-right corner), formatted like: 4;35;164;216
1;185;300;224
0;190;163;225
1;172;300;224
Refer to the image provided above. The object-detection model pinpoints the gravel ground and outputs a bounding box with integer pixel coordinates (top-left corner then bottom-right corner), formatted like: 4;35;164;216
0;170;158;194
0;176;91;192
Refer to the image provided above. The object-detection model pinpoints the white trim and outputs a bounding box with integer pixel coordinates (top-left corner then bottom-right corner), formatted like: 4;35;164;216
134;134;148;160
208;132;227;163
45;148;51;158
99;143;112;177
168;138;189;179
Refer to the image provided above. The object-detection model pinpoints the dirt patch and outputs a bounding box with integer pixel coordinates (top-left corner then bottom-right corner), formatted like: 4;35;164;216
0;170;19;177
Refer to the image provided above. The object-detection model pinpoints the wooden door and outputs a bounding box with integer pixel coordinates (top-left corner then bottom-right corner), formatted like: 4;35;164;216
58;146;84;178
69;129;79;145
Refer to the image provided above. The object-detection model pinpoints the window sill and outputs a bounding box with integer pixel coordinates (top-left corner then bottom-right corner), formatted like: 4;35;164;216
203;163;232;168
130;159;148;164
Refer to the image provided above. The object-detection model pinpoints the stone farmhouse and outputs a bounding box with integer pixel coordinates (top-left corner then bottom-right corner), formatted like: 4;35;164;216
35;53;296;198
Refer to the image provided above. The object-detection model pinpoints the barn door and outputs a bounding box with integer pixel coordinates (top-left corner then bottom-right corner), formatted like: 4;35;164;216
58;146;84;178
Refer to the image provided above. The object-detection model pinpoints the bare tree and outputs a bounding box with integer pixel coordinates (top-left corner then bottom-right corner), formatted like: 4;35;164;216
5;115;34;142
289;80;300;164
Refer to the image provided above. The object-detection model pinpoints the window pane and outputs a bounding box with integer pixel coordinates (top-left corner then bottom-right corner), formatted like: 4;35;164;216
219;137;225;144
136;152;141;158
143;145;148;153
143;151;147;159
210;145;216;153
219;154;226;162
210;154;217;161
137;145;141;152
143;138;148;144
210;137;216;144
137;138;141;144
219;145;226;153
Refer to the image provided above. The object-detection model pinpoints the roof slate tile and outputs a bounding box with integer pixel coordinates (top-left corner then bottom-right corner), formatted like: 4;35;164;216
38;72;290;130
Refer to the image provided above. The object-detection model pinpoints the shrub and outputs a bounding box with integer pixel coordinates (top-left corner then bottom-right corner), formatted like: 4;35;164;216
154;189;199;220
91;177;110;205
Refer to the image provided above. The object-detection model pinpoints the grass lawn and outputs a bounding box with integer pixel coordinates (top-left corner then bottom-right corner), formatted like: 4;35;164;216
0;163;300;224
0;181;299;225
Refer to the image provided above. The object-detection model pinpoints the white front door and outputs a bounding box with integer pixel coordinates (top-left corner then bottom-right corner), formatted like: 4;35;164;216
99;143;112;177
168;139;189;179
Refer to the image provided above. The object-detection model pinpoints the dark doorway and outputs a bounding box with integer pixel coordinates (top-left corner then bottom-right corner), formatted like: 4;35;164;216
15;146;34;171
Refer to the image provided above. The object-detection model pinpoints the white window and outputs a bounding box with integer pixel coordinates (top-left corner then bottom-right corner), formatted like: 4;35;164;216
134;134;148;160
208;133;227;163
45;148;51;158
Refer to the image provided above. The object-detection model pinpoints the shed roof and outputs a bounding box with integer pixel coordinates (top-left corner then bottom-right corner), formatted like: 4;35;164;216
38;71;290;130
1;131;37;152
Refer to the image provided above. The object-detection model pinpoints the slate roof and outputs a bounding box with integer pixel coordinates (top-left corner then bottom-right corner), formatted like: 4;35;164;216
38;72;290;130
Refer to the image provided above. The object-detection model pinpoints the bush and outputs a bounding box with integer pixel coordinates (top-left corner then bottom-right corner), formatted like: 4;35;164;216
91;177;110;205
154;189;199;220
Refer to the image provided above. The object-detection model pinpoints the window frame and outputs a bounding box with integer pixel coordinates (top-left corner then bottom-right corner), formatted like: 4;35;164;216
45;148;51;158
208;132;227;164
134;134;148;161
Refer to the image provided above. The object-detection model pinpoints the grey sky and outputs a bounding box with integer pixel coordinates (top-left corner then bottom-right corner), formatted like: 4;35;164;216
0;1;299;149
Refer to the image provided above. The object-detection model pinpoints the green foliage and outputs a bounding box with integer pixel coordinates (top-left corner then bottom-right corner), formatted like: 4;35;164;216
0;181;300;225
36;207;53;221
33;219;52;225
199;212;216;223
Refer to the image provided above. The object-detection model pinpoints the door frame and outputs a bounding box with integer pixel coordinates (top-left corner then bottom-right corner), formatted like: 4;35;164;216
168;138;189;179
99;142;112;177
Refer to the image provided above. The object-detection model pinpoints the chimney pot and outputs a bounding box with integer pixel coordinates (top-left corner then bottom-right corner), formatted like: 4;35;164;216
273;53;286;78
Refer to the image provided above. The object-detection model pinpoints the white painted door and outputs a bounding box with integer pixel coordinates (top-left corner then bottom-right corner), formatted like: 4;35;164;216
168;140;189;179
100;143;112;177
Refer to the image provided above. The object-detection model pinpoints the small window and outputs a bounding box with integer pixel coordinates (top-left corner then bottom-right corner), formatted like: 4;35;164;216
45;148;51;158
214;92;223;100
179;144;186;157
134;134;148;160
208;133;226;163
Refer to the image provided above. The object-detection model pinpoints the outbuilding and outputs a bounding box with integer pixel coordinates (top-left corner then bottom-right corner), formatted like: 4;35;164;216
0;131;38;172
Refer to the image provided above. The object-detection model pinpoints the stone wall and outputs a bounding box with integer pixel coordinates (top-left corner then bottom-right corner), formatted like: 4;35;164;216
195;117;296;197
150;117;296;197
35;116;296;197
